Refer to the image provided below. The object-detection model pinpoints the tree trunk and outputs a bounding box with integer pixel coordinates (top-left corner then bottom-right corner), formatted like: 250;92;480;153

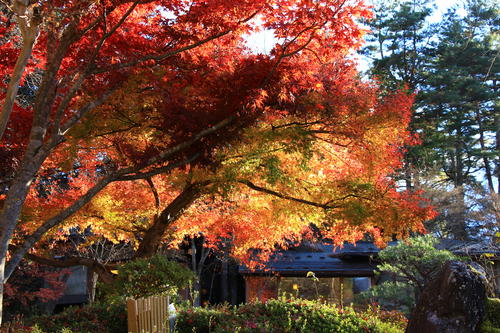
495;111;499;194
475;108;495;194
135;183;205;258
0;149;48;325
190;238;202;307
452;126;468;240
88;271;99;303
229;264;238;305
220;254;229;303
192;280;201;307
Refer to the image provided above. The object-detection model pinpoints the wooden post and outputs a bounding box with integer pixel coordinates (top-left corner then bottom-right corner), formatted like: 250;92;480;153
127;298;138;333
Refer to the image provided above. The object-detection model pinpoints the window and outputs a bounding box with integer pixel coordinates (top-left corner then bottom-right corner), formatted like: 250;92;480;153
278;277;354;304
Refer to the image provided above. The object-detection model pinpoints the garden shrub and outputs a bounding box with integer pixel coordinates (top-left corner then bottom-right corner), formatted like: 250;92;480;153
113;254;195;298
355;281;415;315
0;315;33;333
26;301;127;333
481;298;500;333
357;236;459;315
175;298;406;333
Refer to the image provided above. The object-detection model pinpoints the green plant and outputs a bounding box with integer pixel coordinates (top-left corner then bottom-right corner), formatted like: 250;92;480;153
356;236;459;315
174;298;406;332
377;236;460;293
356;281;416;315
481;298;500;333
27;301;127;333
113;254;195;299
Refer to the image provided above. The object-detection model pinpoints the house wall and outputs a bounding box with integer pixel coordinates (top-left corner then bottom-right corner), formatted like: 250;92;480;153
245;276;279;303
244;275;371;304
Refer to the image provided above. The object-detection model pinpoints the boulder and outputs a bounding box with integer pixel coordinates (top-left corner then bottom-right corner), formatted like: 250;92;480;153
406;260;487;333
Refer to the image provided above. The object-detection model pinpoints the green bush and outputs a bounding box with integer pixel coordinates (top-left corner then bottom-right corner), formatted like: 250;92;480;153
360;236;459;315
174;298;406;333
113;254;195;299
355;281;415;315
481;298;500;333
377;236;459;291
26;301;127;333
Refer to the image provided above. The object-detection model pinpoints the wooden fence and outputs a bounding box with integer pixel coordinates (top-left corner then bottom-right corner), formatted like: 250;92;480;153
127;295;170;333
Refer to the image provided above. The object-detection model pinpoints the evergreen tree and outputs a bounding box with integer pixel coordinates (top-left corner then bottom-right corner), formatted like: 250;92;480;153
364;0;499;239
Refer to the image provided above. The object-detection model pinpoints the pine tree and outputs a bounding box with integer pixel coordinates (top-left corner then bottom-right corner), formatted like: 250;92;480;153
364;0;499;239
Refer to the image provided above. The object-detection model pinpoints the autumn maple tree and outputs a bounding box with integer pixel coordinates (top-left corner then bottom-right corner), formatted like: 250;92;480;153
67;61;433;265
0;0;434;323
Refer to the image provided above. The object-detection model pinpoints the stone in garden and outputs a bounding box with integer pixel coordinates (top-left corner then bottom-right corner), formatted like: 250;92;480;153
406;260;487;333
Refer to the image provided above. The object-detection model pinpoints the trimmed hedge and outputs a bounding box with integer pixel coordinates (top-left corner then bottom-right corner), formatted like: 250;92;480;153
175;299;406;333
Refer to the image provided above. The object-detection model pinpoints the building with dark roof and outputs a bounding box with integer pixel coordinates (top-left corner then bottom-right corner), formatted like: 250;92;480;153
239;240;500;303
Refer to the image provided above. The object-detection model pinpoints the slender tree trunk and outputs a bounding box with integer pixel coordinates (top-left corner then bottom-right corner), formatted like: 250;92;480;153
190;239;201;307
404;166;413;192
88;271;99;303
495;111;500;195
220;257;228;303
453;127;468;240
475;108;495;193
229;264;238;305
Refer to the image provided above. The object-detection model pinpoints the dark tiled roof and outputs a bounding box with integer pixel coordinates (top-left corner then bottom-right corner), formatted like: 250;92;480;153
240;239;500;276
240;242;379;276
436;239;500;257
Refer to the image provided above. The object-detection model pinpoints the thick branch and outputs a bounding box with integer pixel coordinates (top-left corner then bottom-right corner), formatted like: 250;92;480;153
23;251;116;284
146;177;160;213
140;116;234;168
0;10;40;140
116;153;200;181
135;182;210;258
238;179;338;209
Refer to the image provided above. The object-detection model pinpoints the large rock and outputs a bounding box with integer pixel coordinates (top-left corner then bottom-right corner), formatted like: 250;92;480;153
407;260;487;333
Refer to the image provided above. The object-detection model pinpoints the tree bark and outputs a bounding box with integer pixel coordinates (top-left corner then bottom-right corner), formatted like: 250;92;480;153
135;183;206;258
0;1;41;140
21;251;116;285
452;126;468;240
220;257;229;303
475;108;495;194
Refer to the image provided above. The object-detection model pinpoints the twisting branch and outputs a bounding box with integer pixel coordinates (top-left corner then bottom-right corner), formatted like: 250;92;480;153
238;179;339;209
146;177;161;215
26;252;116;284
239;179;373;210
117;153;201;181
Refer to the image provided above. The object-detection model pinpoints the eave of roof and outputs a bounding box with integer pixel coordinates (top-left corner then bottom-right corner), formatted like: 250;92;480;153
239;239;500;275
